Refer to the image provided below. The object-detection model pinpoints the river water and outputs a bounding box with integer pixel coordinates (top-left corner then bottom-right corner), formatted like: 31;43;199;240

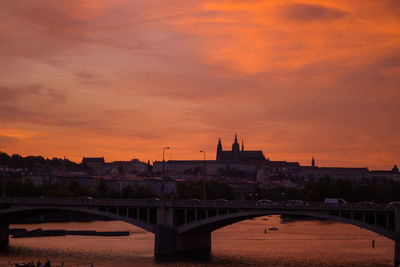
0;216;393;267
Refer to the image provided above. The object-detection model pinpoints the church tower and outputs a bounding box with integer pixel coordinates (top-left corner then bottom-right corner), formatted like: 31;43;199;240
311;157;315;167
216;138;222;160
393;164;399;173
232;133;240;153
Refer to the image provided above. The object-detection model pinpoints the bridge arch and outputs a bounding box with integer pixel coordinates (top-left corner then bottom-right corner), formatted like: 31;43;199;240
0;206;156;233
177;209;394;240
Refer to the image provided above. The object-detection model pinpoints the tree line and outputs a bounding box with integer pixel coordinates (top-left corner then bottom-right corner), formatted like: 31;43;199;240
251;177;400;203
0;151;84;171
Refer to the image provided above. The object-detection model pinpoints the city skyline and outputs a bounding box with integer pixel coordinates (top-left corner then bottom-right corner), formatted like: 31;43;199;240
1;1;399;169
1;133;398;172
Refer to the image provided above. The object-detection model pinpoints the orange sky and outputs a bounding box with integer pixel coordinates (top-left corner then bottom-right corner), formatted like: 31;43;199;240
0;0;399;169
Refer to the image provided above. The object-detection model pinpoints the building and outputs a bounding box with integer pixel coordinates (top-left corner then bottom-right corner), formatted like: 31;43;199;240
300;166;370;183
52;170;92;187
93;175;176;196
216;134;266;162
81;157;148;176
370;164;400;183
153;134;266;177
82;157;105;175
155;136;398;185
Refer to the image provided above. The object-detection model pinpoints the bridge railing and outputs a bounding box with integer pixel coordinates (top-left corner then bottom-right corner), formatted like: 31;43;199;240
0;197;161;208
0;197;393;211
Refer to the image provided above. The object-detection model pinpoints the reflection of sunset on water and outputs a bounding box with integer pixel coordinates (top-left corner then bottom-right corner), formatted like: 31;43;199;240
0;1;399;169
3;216;392;266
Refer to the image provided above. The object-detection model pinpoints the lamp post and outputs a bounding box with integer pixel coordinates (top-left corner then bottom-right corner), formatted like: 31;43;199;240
200;150;206;200
161;147;170;202
162;146;170;178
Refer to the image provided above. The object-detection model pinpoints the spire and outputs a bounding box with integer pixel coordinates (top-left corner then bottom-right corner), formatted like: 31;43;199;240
241;139;244;151
311;156;315;167
232;133;240;152
216;137;222;160
393;164;399;173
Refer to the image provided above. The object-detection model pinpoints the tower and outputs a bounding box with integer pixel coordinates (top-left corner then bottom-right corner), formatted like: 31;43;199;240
216;138;222;160
232;133;240;153
393;164;399;173
241;139;244;152
311;157;315;167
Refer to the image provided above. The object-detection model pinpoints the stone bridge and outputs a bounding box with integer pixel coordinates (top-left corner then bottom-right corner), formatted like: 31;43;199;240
0;197;399;266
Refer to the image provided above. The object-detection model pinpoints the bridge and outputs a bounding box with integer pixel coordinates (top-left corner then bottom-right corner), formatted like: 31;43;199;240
0;197;399;266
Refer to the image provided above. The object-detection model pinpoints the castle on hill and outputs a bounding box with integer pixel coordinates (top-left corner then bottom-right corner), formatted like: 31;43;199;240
216;134;265;162
153;134;299;178
152;134;399;183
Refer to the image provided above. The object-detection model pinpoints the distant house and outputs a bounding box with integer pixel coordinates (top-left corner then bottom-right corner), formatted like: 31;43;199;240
93;175;176;196
264;161;301;177
300;166;370;183
82;157;105;175
52;170;92;187
82;157;148;176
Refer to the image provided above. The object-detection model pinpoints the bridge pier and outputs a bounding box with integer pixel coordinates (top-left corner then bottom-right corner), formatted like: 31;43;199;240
0;223;9;250
154;207;211;256
176;231;211;254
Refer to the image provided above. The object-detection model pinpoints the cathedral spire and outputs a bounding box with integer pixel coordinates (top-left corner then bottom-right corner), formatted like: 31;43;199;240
232;133;240;153
216;137;222;160
311;156;315;167
393;164;399;173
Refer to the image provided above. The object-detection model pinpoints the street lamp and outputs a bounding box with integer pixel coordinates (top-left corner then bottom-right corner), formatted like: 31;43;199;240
161;146;170;204
200;150;206;200
162;146;170;178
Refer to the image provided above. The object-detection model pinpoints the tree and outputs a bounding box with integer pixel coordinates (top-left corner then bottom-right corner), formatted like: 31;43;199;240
95;179;108;197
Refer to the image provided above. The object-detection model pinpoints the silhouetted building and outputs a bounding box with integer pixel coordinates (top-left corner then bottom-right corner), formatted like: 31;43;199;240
370;164;400;182
82;157;105;174
216;134;266;162
153;134;267;178
81;157;147;176
300;166;370;183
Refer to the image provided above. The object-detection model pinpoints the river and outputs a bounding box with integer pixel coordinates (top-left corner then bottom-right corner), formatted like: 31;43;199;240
0;216;393;266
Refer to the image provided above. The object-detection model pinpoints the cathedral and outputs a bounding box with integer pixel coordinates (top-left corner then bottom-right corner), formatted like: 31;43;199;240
216;134;266;162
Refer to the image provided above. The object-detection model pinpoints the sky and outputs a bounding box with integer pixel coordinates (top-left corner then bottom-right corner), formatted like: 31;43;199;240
0;0;399;169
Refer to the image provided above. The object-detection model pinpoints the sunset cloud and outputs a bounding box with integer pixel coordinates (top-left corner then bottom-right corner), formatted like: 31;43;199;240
0;0;399;169
279;3;347;22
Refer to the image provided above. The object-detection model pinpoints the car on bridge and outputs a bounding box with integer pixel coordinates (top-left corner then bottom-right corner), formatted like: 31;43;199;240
214;198;232;205
324;198;348;205
386;201;400;208
286;200;305;206
256;199;273;206
77;196;94;204
356;201;376;207
187;199;201;204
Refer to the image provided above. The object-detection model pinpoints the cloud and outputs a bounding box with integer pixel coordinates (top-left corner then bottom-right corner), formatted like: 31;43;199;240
0;135;18;148
0;85;66;104
278;2;347;22
75;71;98;80
0;0;399;168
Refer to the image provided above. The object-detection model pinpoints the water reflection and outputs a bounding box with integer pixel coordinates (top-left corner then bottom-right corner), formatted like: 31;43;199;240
0;216;393;267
